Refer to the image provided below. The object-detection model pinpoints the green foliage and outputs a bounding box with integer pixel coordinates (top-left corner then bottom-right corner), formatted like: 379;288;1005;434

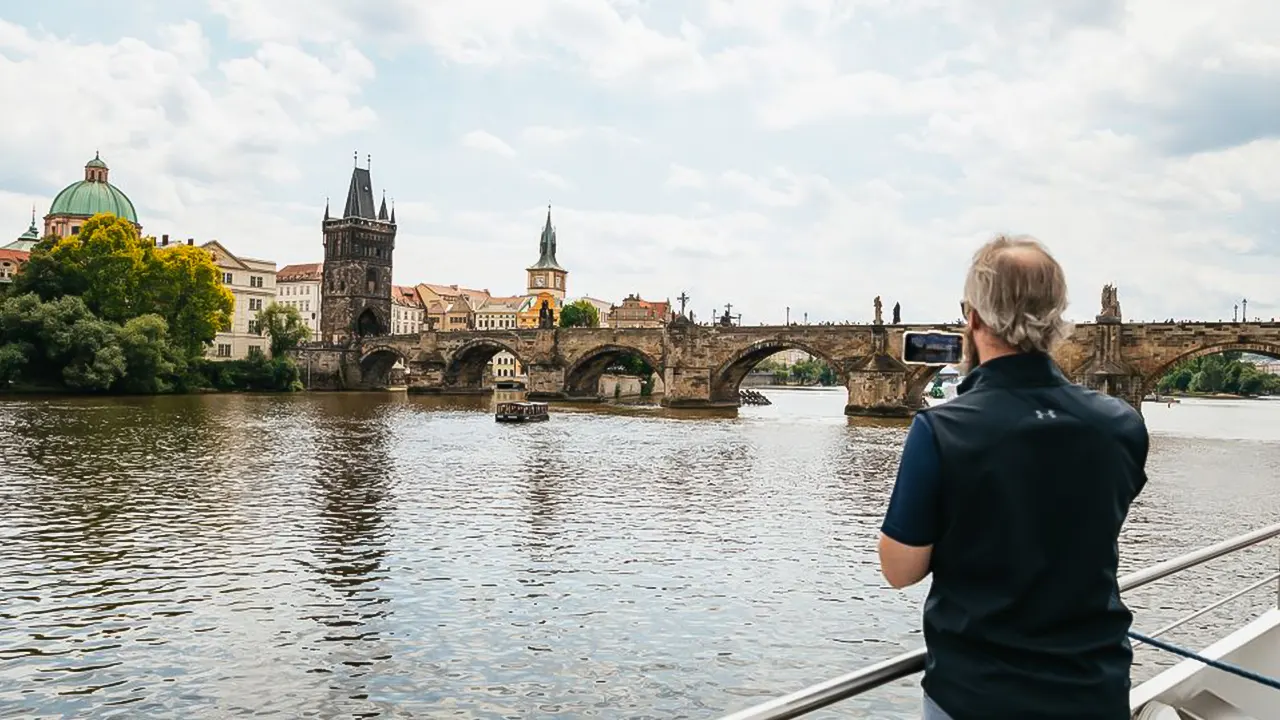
12;213;234;359
789;358;840;386
257;302;312;356
1155;353;1280;396
189;349;303;392
0;292;297;395
559;299;600;328
607;353;653;376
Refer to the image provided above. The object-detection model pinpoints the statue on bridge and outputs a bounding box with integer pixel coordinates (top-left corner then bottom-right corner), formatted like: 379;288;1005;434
892;301;901;325
1099;284;1122;322
873;296;883;325
538;300;555;329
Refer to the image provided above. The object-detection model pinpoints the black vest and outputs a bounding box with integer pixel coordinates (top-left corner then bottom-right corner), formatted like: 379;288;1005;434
919;353;1148;720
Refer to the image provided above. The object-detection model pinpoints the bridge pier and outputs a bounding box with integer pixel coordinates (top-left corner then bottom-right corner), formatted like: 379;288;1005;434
660;366;737;409
843;356;914;418
524;365;568;401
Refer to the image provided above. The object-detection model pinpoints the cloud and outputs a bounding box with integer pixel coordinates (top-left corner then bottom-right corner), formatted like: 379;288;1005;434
529;170;570;189
460;130;517;157
3;1;1278;327
665;164;707;190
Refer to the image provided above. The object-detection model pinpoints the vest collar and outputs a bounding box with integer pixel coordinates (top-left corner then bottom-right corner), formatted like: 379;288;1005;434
957;352;1068;394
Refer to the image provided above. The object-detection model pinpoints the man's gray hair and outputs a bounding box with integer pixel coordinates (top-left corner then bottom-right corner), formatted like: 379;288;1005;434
963;234;1073;353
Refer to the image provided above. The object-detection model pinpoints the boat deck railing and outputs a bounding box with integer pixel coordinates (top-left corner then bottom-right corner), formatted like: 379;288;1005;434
715;522;1280;720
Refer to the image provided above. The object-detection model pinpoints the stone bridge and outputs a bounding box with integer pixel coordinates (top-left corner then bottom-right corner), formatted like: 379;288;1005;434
295;318;1280;416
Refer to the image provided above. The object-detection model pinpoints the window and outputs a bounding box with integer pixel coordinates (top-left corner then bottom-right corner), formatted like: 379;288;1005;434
247;320;259;335
71;226;81;235
248;298;263;311
365;268;377;294
222;272;233;284
216;344;232;357
250;276;263;288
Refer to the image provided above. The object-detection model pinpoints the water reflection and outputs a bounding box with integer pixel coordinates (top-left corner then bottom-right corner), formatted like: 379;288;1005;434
0;390;1275;719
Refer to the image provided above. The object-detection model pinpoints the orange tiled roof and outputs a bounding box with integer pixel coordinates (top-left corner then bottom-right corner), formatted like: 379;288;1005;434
392;284;423;307
0;248;30;264
277;262;322;282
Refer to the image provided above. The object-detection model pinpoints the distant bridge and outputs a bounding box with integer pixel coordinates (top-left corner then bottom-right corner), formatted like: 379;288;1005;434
297;312;1280;416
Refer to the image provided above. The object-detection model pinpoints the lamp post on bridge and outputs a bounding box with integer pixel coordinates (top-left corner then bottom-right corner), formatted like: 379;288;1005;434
786;306;790;326
1243;298;1248;322
1234;304;1239;323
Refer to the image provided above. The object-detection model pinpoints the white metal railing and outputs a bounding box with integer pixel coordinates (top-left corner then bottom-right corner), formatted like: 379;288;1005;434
715;522;1280;720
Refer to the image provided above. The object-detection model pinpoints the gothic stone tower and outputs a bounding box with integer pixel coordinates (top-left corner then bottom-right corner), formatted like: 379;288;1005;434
320;157;397;343
526;206;567;299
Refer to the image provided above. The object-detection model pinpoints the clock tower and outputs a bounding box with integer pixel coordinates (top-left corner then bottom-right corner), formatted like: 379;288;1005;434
526;206;567;299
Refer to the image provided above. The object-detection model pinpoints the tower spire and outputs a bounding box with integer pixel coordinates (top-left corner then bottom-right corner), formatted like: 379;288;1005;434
378;190;389;221
390;198;396;225
324;196;330;221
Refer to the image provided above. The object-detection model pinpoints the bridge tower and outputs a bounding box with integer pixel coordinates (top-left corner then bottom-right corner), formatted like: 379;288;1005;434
526;206;567;299
320;154;397;343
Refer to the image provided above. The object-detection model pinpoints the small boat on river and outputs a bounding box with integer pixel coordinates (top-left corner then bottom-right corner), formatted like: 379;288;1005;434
495;401;549;423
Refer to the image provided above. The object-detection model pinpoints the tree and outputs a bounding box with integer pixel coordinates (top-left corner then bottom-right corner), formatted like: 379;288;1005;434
12;213;233;359
146;244;234;358
256;302;312;356
608;353;653;376
559;299;600;328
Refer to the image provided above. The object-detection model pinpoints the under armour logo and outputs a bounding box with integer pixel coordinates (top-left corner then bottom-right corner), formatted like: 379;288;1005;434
1035;409;1057;420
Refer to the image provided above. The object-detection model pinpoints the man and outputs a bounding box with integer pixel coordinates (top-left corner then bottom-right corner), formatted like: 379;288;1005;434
878;235;1149;720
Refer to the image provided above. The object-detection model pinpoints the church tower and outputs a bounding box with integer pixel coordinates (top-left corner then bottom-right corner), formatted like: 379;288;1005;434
526;206;567;299
320;154;397;343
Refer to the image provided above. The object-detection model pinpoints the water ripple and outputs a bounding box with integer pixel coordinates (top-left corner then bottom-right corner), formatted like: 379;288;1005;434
0;392;1275;718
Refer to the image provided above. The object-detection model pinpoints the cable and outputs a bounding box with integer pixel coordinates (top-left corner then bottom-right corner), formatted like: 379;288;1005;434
1128;630;1280;692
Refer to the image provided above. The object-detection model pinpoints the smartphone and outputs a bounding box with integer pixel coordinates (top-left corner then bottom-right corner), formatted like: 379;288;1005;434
902;331;964;365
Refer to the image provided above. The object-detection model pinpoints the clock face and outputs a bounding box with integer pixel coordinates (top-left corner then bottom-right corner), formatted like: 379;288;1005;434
534;275;546;287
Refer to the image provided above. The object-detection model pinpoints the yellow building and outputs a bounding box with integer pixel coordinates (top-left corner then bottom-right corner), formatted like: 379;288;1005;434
518;291;562;328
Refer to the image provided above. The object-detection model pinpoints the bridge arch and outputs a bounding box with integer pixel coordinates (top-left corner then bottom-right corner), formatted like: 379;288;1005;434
1139;341;1280;398
710;338;842;404
563;344;663;399
445;338;526;391
360;345;407;387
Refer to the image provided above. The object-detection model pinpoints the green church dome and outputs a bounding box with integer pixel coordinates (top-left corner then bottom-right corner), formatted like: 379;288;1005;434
48;153;138;224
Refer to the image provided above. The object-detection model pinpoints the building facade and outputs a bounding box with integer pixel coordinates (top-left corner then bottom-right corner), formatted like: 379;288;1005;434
45;153;141;238
276;263;323;341
320;159;396;343
518;291;562;328
202;241;276;360
477;296;526;380
392;285;425;335
0;249;29;284
610;294;672;328
418;283;489;331
573;296;613;327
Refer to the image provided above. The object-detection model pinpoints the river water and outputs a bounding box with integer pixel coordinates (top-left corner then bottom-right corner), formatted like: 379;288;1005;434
0;390;1276;719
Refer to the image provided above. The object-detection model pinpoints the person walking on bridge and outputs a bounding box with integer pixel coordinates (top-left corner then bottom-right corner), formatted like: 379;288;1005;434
877;235;1149;720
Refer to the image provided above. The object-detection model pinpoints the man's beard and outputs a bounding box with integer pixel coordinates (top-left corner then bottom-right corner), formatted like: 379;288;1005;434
960;326;980;375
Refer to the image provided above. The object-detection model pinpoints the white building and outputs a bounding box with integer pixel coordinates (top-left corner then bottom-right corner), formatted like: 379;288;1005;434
476;296;525;379
574;296;614;328
275;263;323;342
392;285;425;335
200;240;275;360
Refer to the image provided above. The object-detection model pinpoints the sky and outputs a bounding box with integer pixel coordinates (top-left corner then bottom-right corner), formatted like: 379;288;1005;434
1;0;1277;325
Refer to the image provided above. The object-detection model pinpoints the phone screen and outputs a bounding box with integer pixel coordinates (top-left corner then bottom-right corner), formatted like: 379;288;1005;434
903;331;964;365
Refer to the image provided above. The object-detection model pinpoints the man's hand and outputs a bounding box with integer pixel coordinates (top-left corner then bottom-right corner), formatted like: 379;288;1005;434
878;533;933;588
